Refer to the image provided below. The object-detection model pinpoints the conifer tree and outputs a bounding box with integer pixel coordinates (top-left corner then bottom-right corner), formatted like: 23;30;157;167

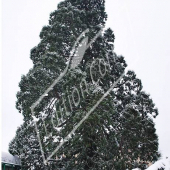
9;0;160;169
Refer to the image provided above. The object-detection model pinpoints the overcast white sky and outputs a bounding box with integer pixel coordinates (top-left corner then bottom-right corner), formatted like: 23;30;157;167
2;0;170;158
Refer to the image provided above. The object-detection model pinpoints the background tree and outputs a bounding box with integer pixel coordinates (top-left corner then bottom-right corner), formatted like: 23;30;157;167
9;122;46;169
9;0;160;169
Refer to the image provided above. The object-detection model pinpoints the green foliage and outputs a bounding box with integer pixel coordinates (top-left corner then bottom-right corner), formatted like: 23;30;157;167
9;0;160;169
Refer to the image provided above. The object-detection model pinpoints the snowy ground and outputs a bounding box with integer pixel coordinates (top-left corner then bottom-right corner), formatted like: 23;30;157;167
132;157;170;170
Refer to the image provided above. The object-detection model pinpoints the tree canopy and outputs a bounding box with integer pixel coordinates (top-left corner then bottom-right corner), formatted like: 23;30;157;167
9;0;160;169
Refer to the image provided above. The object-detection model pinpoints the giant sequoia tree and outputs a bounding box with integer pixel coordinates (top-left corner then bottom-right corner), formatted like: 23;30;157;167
9;0;160;169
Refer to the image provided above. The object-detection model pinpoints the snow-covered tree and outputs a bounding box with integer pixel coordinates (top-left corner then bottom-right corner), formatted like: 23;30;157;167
9;0;160;169
9;122;46;169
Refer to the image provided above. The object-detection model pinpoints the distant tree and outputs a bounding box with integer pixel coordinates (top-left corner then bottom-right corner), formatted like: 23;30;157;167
9;0;160;169
9;122;46;169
